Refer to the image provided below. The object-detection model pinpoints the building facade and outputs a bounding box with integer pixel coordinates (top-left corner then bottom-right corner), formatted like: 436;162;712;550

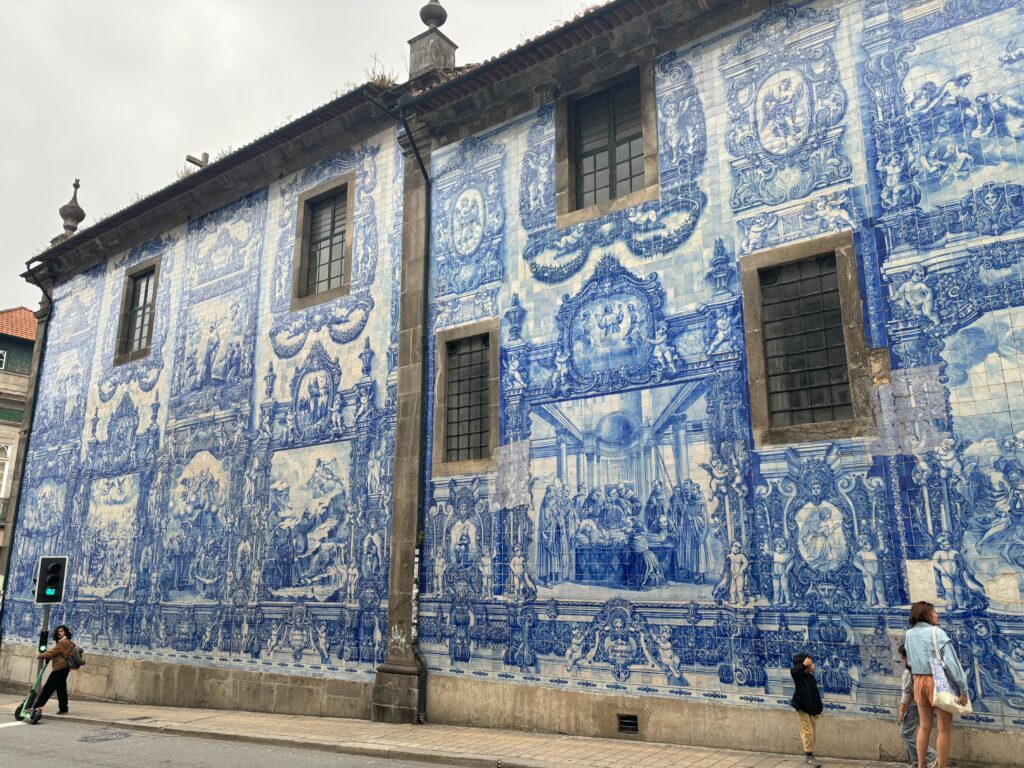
0;306;37;578
3;0;1024;762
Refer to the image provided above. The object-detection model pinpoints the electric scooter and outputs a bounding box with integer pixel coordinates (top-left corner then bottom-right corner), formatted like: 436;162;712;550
13;660;49;724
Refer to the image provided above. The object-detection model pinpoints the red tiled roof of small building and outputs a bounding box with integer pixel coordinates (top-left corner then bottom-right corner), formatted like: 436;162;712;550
0;306;38;341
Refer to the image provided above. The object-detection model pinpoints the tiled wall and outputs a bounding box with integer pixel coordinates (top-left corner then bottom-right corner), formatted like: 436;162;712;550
418;0;1024;730
3;128;404;683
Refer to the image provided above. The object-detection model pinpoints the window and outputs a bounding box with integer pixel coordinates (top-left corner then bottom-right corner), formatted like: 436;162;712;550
741;231;876;446
114;256;160;365
0;350;6;370
573;75;645;210
0;443;9;496
433;320;499;473
555;66;659;228
444;334;491;463
292;173;354;310
760;253;851;428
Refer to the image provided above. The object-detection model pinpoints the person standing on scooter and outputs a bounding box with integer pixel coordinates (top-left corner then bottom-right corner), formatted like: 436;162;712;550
33;624;73;715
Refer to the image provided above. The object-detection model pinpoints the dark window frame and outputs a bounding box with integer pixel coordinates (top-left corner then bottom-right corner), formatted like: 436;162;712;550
113;254;161;367
741;231;877;447
555;65;660;229
432;319;500;477
0;350;6;371
291;172;356;312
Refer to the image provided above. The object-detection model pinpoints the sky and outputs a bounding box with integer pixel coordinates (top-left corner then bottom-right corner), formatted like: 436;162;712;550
0;0;598;311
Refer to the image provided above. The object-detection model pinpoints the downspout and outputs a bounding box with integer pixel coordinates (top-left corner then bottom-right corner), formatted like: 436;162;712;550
0;263;53;652
366;91;432;720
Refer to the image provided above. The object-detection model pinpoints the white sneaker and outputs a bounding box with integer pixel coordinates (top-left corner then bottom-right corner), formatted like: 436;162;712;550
803;757;822;768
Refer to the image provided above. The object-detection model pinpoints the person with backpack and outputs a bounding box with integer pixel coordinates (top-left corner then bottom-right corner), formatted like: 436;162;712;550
32;624;76;716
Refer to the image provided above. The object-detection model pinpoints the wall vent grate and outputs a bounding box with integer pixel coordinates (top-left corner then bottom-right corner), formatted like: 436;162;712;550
617;713;639;734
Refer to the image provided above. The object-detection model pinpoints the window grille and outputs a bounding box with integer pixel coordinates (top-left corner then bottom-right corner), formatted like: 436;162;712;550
444;334;491;462
760;253;851;428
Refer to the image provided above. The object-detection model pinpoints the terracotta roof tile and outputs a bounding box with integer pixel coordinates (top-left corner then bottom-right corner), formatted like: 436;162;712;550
0;306;38;341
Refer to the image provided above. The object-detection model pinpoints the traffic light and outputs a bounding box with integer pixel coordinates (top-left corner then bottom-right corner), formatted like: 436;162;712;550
34;556;68;605
38;630;49;653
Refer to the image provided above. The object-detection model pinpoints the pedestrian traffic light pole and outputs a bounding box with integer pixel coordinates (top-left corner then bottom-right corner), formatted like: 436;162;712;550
37;603;50;677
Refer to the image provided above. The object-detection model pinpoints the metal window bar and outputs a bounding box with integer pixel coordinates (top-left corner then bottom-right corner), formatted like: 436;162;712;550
124;270;155;355
305;192;347;297
445;334;490;463
574;76;645;210
760;253;852;428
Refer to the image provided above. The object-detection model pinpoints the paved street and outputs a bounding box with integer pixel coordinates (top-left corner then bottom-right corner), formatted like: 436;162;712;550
0;694;906;768
0;719;448;768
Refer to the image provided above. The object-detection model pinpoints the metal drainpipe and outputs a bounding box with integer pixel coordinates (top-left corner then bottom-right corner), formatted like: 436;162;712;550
0;263;53;652
366;91;432;721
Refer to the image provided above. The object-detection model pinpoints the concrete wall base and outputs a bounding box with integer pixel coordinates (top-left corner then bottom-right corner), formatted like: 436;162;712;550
425;674;1023;768
371;661;422;724
0;643;371;719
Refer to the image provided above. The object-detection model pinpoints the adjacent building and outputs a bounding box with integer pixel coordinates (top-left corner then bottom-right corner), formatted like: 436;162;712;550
0;306;38;579
2;0;1023;763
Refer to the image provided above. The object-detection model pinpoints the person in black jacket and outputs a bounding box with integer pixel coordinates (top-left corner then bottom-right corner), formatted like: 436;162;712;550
791;652;824;767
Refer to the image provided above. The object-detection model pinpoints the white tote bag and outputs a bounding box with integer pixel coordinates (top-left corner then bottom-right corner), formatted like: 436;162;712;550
930;626;972;715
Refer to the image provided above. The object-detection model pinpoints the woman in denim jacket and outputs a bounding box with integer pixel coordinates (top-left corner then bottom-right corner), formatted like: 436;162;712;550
904;602;969;768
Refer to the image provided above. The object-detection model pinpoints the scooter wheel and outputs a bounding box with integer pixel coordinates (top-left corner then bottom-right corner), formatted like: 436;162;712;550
29;709;41;725
14;704;22;721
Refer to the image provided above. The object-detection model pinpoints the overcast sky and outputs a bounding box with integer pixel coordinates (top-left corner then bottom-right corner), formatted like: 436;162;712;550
0;0;596;310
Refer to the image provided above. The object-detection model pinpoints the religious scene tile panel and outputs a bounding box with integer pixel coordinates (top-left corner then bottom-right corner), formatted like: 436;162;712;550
3;128;404;681
418;0;1024;731
5;0;1024;733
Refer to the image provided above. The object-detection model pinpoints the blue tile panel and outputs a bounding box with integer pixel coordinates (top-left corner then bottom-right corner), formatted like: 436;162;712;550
3;130;405;682
419;0;1024;730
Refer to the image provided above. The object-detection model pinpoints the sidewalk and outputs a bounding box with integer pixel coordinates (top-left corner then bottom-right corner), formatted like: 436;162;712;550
0;693;904;768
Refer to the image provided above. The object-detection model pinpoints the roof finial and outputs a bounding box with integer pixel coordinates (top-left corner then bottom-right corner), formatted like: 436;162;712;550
420;0;447;29
51;178;85;245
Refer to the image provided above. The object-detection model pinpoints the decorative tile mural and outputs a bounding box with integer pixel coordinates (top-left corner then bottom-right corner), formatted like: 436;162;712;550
5;0;1024;732
3;129;404;680
418;0;1024;732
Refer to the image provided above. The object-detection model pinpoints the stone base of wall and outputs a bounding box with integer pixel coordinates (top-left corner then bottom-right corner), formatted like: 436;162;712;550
0;643;371;719
425;674;1023;768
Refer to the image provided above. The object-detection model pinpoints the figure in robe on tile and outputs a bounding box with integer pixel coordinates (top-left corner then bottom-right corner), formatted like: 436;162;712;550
979;463;1024;569
597;303;624;339
627;517;666;591
624;304;646;348
200;322;222;387
363;537;382;578
676;479;711;581
454;529;473;568
223;340;242;383
644;480;669;531
600;486;631;530
538;484;571;585
796;486;845;572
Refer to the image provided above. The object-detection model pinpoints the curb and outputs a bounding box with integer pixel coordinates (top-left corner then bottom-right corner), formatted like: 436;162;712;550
34;712;558;768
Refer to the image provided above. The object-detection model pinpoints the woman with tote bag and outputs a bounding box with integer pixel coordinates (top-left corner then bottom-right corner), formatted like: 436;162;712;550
904;602;970;768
